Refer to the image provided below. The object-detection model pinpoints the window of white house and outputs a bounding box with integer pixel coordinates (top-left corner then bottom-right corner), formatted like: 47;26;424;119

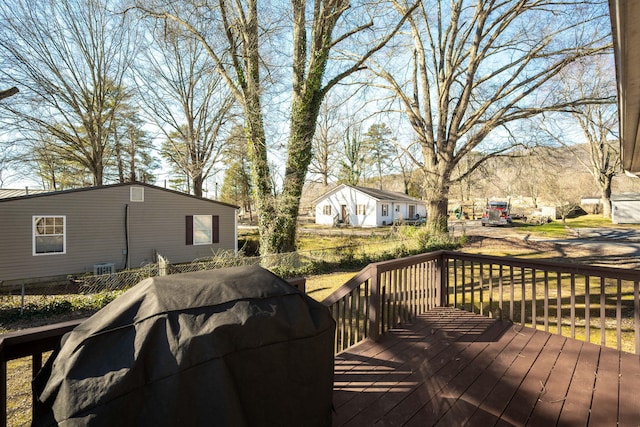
381;204;389;216
323;205;332;215
409;205;416;218
33;216;65;255
356;204;366;215
193;215;212;245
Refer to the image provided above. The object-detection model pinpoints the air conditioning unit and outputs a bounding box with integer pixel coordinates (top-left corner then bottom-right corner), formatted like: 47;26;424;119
93;262;115;276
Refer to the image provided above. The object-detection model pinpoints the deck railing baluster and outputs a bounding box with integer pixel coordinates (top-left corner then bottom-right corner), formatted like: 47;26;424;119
509;266;514;321
461;260;466;311
479;263;485;316
521;267;526;325
487;263;494;317
585;275;591;343
544;271;549;333
571;274;576;339
557;272;562;336
617;279;622;352
471;262;475;314
498;264;504;320
600;277;606;347
532;268;537;329
635;280;639;355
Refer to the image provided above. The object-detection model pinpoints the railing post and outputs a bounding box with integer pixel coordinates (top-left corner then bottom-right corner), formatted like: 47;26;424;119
437;253;448;307
369;265;381;342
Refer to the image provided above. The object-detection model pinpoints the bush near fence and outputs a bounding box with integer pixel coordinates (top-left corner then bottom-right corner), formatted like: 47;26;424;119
74;232;462;292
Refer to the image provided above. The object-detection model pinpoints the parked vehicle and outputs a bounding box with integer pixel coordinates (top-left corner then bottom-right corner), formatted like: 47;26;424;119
481;200;512;226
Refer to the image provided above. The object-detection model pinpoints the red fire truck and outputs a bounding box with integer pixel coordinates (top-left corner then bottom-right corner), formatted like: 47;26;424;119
481;200;512;226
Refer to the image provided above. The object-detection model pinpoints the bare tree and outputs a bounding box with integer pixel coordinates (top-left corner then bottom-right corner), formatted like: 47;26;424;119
309;95;342;188
338;124;366;186
0;0;137;186
133;0;418;256
536;146;592;222
556;58;619;218
370;0;613;232
135;21;235;197
394;141;418;195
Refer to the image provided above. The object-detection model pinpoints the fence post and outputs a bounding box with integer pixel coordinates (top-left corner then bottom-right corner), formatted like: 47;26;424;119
158;255;170;276
368;265;381;342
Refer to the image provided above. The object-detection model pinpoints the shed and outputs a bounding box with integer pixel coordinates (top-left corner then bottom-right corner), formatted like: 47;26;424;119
313;184;427;227
0;182;238;286
32;265;335;426
611;193;640;224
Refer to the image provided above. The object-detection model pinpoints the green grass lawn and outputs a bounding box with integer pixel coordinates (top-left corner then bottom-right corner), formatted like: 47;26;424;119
305;271;358;302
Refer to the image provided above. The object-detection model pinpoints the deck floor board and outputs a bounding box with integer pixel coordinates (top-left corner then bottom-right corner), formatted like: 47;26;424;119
332;307;640;426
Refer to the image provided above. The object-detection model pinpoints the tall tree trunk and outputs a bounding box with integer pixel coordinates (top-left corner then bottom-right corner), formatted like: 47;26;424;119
92;159;104;186
192;175;204;198
426;190;450;233
277;99;320;253
114;131;125;183
424;168;451;233
128;130;137;182
600;176;613;218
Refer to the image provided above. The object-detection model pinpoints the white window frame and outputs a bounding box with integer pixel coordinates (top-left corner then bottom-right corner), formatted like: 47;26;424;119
193;214;213;245
33;215;66;256
130;186;144;202
381;204;389;216
323;205;332;215
356;204;366;215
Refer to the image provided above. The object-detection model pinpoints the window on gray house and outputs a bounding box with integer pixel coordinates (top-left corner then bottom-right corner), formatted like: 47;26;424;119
381;204;389;216
186;215;219;245
33;216;65;255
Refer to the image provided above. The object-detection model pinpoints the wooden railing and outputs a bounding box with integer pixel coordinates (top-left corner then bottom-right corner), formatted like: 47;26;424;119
445;252;640;354
321;250;640;355
2;254;640;425
322;251;445;353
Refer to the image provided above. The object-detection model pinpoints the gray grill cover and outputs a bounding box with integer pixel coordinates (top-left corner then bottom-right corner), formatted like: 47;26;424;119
32;265;335;426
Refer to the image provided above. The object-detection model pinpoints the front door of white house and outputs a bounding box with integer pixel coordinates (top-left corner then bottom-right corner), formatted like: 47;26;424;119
341;205;349;224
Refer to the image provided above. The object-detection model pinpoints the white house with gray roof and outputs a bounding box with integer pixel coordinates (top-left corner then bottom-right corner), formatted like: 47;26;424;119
313;184;427;227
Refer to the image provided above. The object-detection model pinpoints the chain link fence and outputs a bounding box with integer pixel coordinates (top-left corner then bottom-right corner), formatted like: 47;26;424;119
76;237;423;294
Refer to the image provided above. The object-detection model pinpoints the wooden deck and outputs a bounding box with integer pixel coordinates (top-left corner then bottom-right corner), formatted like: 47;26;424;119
332;307;640;426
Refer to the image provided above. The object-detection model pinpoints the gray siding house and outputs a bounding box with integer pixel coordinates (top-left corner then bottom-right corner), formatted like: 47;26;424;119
0;182;238;285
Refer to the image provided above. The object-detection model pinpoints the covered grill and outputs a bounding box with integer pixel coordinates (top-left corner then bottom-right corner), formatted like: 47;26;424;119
33;265;335;426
